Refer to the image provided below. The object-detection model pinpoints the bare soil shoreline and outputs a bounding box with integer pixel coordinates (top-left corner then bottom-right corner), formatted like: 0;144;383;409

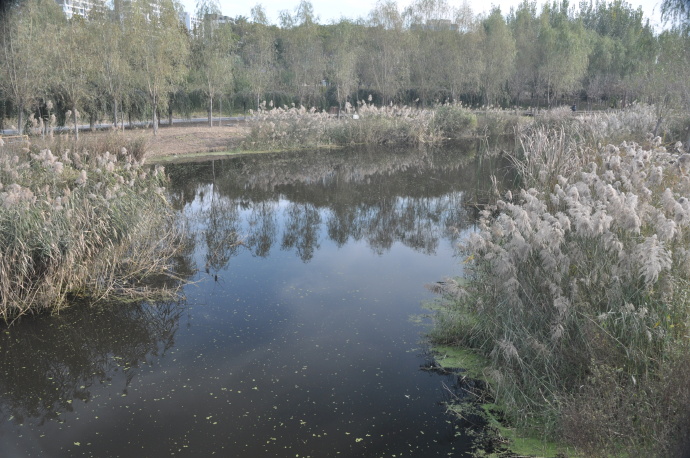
145;122;249;160
62;121;251;161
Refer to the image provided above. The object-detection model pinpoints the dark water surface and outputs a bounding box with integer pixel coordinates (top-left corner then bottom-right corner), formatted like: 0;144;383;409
0;146;503;457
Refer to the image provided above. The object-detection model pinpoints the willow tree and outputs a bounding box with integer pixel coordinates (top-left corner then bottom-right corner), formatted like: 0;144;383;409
479;8;515;106
52;14;98;140
324;19;362;110
0;0;58;135
190;7;236;126
508;1;540;105
238;5;277;111
661;0;690;26
580;0;655;107
89;4;130;130
126;0;189;135
536;2;590;106
190;0;236;126
279;1;327;107
364;1;410;105
639;30;690;137
405;0;455;106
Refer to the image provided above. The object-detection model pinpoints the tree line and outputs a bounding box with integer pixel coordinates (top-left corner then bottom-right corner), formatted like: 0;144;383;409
1;0;689;136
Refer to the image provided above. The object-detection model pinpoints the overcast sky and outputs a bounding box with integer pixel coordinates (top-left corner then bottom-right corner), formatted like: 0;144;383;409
179;0;665;28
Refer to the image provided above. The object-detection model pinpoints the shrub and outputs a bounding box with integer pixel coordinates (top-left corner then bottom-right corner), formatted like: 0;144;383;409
432;105;477;140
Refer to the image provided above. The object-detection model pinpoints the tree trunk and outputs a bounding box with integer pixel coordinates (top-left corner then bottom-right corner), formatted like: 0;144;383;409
113;99;118;129
168;104;173;126
73;107;79;141
17;106;24;135
153;101;158;136
208;96;213;127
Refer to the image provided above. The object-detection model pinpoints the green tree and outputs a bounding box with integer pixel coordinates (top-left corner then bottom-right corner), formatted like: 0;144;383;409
364;1;410;105
0;0;59;135
661;0;690;26
479;8;515;105
126;0;189;135
580;0;656;107
324;20;362;110
536;1;589;106
88;5;130;130
508;1;540;105
404;0;455;106
52;14;98;140
640;30;690;137
238;5;278;110
191;1;237;126
279;1;326;107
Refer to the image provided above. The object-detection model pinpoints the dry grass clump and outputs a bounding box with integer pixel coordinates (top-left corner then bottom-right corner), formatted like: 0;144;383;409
35;131;150;163
0;140;184;322
430;126;690;455
530;103;658;145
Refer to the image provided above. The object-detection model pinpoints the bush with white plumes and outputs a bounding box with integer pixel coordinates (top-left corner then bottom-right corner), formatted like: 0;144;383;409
431;128;690;455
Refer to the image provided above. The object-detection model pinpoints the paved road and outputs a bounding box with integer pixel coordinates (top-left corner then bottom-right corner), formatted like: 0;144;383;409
1;116;248;136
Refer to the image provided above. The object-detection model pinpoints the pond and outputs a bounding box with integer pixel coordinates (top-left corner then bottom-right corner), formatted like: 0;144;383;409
0;144;506;457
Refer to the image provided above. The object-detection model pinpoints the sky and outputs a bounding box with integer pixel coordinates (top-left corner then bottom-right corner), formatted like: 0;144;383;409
178;0;665;29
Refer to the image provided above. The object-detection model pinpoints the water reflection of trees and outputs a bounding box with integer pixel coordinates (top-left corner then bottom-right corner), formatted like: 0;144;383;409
246;200;278;258
167;144;507;265
282;202;321;262
204;186;242;271
0;300;183;426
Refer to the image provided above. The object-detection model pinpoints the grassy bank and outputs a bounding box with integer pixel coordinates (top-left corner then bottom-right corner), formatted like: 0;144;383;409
0;134;185;322
429;105;690;456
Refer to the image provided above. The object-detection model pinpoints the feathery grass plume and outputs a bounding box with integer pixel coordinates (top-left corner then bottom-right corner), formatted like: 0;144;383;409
243;102;487;150
0;139;187;322
430;124;690;455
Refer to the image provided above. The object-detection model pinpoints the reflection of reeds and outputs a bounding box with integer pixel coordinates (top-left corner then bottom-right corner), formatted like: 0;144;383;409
0;139;184;322
0;299;183;425
430;108;690;455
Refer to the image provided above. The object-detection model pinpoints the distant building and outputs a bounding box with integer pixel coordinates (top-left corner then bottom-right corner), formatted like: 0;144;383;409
180;11;201;30
55;0;95;18
55;0;194;28
204;13;232;25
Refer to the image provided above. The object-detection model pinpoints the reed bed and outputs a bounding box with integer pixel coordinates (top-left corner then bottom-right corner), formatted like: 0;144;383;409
0;138;184;322
430;106;690;456
242;101;481;150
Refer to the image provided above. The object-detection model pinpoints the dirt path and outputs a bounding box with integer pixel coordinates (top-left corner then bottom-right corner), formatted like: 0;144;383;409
145;122;249;159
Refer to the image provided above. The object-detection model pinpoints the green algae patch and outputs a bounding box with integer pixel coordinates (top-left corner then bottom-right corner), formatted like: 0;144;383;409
432;344;580;458
433;345;489;380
